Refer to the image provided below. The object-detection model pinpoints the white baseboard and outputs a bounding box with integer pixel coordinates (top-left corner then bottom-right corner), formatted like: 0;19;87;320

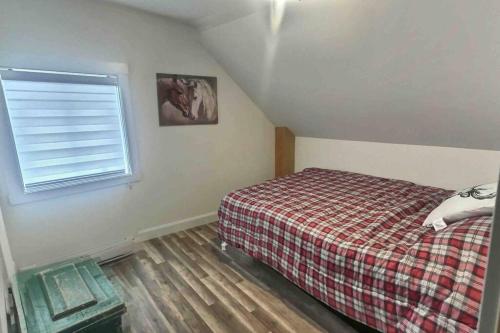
19;211;218;270
134;211;218;243
92;240;139;264
21;238;137;271
75;211;218;263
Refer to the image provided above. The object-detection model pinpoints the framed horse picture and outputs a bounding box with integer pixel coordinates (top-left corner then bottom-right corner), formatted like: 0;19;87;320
156;73;218;126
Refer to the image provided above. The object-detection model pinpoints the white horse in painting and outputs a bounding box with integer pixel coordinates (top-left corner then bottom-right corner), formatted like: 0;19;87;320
188;80;217;122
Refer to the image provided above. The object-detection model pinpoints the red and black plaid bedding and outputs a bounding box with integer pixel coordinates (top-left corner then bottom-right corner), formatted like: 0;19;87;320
218;168;491;333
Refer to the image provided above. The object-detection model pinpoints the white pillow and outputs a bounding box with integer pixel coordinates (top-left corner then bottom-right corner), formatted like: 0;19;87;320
423;183;497;230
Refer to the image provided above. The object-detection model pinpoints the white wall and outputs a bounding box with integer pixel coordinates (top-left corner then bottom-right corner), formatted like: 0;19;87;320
296;137;500;190
0;250;7;333
0;0;275;268
0;210;9;333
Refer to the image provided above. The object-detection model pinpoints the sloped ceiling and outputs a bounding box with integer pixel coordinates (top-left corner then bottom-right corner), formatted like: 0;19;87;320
104;0;268;28
201;0;500;150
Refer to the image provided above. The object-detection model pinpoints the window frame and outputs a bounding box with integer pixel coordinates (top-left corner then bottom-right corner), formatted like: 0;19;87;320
0;63;141;205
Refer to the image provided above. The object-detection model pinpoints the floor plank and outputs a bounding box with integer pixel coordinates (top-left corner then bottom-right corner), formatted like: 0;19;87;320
104;222;376;333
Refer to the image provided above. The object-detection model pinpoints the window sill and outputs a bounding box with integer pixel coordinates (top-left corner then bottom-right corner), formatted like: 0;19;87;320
7;172;141;205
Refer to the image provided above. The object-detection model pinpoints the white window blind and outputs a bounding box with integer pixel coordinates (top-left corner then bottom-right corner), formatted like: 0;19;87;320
0;69;132;193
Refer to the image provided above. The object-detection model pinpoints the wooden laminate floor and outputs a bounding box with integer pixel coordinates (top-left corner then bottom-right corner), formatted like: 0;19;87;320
104;222;376;333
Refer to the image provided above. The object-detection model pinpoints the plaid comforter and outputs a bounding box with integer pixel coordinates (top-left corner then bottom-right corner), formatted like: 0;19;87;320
218;168;491;333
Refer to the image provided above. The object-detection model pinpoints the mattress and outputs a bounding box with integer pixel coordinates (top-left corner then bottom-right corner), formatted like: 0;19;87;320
218;168;491;333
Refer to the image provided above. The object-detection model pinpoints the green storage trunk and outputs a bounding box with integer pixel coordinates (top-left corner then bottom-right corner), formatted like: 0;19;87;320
13;258;126;333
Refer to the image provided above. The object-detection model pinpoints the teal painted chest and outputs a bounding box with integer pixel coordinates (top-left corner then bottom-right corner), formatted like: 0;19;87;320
13;258;126;333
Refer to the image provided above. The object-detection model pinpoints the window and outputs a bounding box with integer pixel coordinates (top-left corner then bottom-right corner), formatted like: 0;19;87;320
0;68;134;196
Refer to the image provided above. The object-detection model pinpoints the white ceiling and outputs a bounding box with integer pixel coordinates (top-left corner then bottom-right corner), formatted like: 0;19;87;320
201;0;500;150
104;0;269;28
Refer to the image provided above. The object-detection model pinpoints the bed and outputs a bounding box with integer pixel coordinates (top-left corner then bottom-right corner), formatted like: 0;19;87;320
218;168;491;333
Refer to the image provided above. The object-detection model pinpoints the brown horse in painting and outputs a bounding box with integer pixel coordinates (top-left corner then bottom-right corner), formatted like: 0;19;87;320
157;78;194;120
